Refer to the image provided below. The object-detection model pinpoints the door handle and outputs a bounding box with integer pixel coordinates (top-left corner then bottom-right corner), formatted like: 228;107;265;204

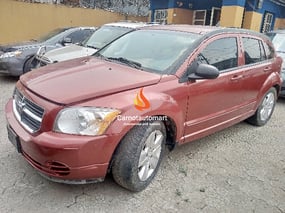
230;75;243;81
263;67;271;72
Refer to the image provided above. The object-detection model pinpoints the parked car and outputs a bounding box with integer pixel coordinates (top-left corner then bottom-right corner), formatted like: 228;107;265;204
6;25;282;191
0;27;96;76
33;22;156;67
266;30;285;97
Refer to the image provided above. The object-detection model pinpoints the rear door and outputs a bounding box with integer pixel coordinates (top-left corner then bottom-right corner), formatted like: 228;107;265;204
239;35;274;106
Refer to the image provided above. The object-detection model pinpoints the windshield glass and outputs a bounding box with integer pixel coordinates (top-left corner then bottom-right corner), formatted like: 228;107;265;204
267;32;285;52
83;26;132;49
37;28;69;43
96;30;200;74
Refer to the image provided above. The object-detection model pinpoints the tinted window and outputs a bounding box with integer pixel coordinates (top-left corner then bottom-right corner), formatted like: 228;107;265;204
242;37;266;65
263;42;274;59
67;29;94;44
198;37;238;71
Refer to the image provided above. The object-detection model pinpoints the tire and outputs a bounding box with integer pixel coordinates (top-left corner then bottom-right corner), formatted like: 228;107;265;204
23;56;36;73
112;120;166;192
247;87;277;126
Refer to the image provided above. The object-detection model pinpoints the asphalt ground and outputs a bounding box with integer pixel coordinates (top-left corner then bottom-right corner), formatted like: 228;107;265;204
0;74;284;213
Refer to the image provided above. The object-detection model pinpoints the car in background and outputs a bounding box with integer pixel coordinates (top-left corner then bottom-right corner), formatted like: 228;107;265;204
6;25;282;192
0;27;96;76
33;22;156;67
266;30;285;97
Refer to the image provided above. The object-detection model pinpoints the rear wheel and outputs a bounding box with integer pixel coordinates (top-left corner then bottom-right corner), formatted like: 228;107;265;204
247;87;277;126
112;120;166;192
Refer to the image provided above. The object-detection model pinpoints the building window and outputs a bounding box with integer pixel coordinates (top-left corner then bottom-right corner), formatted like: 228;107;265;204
262;12;274;33
154;9;168;24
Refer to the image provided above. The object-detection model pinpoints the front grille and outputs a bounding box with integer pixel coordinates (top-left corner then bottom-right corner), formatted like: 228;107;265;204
13;88;44;133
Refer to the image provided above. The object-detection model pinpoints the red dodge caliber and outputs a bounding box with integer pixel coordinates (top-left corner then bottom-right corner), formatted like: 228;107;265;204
5;25;283;191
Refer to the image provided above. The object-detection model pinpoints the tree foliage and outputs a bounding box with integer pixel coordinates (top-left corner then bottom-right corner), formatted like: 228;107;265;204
79;0;150;16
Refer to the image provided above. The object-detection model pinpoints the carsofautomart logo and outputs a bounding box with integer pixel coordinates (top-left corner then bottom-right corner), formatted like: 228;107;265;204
134;88;150;111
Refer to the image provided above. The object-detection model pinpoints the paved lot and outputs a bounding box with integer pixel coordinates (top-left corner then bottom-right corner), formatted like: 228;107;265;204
0;74;284;213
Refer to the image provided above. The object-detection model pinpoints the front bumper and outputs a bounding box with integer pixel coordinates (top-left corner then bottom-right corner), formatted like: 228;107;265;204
0;57;24;76
5;99;120;183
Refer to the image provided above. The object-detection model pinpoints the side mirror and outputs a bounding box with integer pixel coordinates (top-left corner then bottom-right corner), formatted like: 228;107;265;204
62;37;72;45
188;63;219;80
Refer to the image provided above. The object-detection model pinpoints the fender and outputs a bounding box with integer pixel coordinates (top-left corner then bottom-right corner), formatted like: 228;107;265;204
255;71;282;109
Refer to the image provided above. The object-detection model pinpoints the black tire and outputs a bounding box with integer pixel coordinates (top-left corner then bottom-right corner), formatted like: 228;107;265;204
112;120;166;192
23;56;36;73
247;87;277;126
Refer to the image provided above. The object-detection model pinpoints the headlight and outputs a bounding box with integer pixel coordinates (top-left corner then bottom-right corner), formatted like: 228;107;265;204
0;50;22;58
54;107;120;136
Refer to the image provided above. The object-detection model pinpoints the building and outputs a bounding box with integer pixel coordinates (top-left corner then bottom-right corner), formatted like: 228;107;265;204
149;0;285;32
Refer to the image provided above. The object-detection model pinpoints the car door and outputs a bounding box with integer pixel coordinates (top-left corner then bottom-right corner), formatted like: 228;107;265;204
182;35;247;143
239;36;275;105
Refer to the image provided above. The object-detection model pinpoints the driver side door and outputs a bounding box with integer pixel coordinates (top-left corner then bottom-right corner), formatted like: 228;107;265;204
182;35;247;143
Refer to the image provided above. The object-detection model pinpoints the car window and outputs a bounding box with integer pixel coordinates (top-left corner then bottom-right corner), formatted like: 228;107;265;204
97;30;200;74
83;26;132;49
37;28;69;42
198;37;238;71
242;37;266;65
263;42;274;59
67;29;94;44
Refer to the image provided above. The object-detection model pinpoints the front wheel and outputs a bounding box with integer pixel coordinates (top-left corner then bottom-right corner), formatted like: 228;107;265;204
23;56;36;74
247;87;277;126
112;120;166;192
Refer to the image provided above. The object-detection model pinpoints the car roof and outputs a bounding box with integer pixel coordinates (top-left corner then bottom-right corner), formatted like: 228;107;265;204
140;24;270;42
145;24;263;34
103;21;157;29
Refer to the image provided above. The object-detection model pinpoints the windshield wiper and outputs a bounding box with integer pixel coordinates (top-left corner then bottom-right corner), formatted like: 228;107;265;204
107;57;142;69
277;50;285;53
86;45;98;50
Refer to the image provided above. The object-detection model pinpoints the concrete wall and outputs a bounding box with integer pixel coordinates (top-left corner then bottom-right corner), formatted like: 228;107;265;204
243;11;262;32
0;0;147;44
167;8;193;24
220;5;244;28
274;18;285;30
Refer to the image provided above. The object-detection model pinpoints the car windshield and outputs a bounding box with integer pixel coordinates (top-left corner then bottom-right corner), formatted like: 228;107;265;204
96;30;200;74
83;26;132;49
37;28;69;43
267;32;285;52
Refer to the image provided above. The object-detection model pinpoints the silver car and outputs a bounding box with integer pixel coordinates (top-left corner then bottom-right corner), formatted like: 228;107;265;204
0;27;96;76
267;30;285;97
34;22;156;67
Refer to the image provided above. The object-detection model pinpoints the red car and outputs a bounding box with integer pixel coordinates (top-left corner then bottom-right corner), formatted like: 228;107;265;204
6;25;283;191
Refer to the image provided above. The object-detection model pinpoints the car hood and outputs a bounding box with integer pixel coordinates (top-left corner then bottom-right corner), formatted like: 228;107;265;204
20;57;161;105
44;44;97;63
0;41;42;52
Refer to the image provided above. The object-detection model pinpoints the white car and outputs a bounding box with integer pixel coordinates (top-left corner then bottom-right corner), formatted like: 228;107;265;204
34;22;155;66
